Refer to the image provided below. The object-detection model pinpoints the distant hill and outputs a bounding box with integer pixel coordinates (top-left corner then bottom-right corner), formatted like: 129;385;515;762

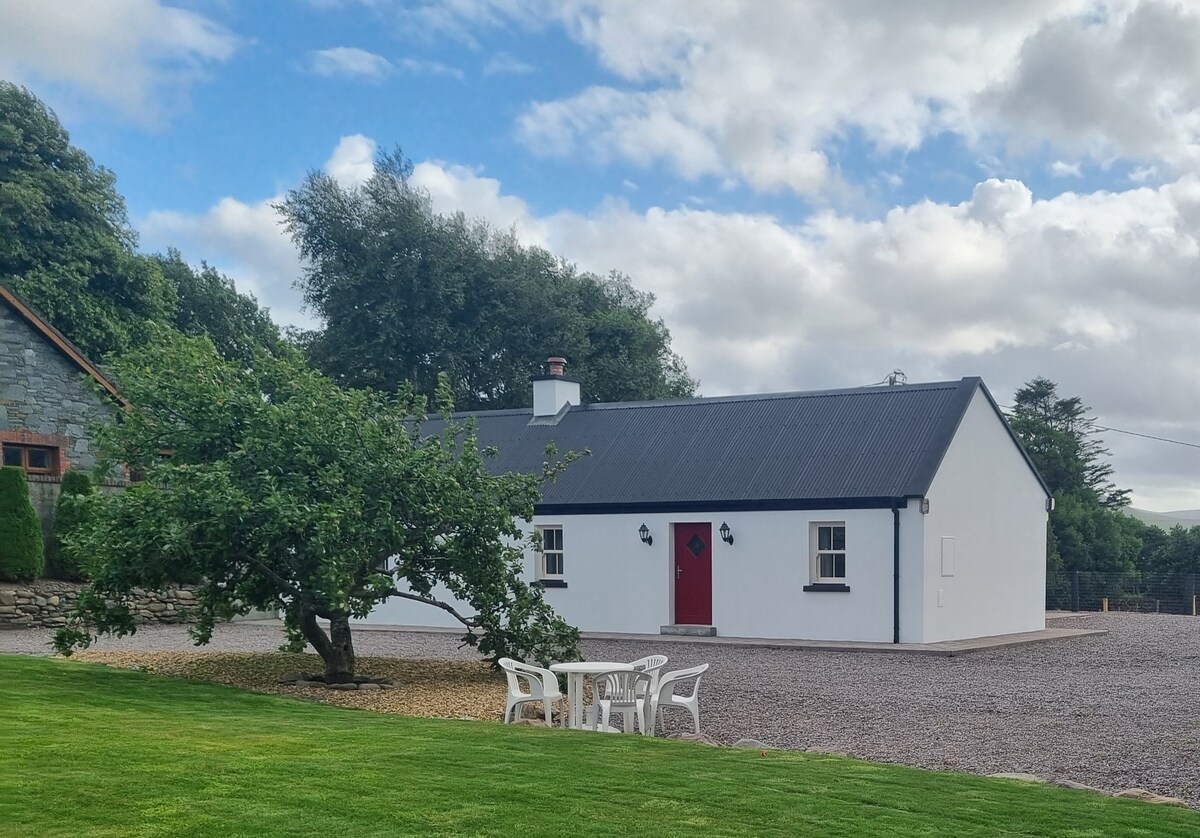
1124;508;1200;529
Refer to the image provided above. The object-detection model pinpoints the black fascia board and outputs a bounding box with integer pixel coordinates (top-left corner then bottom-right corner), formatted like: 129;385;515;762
533;496;910;516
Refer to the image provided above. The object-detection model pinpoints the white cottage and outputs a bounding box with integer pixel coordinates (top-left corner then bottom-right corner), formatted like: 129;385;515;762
364;361;1051;644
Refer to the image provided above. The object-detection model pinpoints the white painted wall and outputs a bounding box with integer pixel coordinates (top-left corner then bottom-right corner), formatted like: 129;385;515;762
918;388;1048;642
362;508;912;643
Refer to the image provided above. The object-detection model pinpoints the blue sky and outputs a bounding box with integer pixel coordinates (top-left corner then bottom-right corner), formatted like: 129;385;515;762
3;0;1200;509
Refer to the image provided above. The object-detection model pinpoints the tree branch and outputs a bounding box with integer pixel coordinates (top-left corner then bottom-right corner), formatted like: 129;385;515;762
385;589;479;628
248;558;304;600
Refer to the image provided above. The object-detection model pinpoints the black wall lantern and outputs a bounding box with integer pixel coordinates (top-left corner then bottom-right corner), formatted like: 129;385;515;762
638;523;653;546
719;521;734;545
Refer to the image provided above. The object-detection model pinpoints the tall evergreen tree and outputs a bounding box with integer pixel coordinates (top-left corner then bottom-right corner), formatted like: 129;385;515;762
1009;376;1129;507
1009;377;1139;604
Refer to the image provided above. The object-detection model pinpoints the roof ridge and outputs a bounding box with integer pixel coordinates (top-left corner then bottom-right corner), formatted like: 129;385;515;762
433;377;978;420
579;379;971;411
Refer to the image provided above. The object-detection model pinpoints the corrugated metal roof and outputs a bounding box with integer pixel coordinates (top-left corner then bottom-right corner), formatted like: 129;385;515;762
430;376;1040;512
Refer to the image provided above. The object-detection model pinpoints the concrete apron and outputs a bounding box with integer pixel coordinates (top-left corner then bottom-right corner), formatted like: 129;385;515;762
340;620;1108;658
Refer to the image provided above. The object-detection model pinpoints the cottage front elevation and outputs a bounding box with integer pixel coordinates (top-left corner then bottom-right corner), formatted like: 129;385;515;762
363;362;1051;644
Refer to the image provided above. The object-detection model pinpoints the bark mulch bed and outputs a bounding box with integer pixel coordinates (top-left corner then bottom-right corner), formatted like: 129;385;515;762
72;651;508;720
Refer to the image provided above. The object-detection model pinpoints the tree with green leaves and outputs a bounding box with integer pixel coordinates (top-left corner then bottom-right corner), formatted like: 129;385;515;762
1009;377;1139;606
47;469;95;581
154;249;285;363
0;466;44;582
52;329;581;682
1008;377;1129;507
279;150;696;411
0;82;176;358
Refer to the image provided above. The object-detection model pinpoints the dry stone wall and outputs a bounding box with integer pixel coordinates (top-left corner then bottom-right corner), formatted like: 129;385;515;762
0;579;197;629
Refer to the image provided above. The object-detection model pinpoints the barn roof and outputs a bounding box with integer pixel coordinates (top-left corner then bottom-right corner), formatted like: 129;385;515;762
438;376;1049;514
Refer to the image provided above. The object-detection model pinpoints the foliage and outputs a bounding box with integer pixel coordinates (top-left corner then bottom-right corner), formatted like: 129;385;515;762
0;466;44;582
47;469;95;581
52;329;581;680
278;149;696;411
1008;377;1142;607
1008;377;1129;507
0;82;176;358
6;658;1200;838
154;249;286;363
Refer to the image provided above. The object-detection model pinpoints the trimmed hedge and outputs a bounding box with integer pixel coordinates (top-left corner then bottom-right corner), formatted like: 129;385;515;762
0;466;44;582
48;469;95;581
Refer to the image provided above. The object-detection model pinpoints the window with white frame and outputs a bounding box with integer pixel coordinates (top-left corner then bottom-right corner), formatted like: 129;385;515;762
538;525;564;579
813;523;846;581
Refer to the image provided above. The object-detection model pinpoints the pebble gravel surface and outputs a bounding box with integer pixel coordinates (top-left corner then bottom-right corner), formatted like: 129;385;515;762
4;612;1198;805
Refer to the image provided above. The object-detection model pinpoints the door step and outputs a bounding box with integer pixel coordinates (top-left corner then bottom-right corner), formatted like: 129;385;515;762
660;624;718;637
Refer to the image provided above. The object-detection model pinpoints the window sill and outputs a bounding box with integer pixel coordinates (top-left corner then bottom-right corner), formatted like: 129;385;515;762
533;579;568;589
803;583;850;593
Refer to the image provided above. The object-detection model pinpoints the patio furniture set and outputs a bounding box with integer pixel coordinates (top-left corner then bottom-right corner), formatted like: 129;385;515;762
499;655;709;736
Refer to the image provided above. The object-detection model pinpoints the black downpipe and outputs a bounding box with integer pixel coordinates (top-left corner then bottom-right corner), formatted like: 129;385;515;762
892;502;901;644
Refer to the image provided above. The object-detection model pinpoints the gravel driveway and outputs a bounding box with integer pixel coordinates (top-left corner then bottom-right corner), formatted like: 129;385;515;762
4;612;1198;805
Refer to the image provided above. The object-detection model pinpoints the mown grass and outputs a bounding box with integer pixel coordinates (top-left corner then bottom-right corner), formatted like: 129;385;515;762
0;655;1195;837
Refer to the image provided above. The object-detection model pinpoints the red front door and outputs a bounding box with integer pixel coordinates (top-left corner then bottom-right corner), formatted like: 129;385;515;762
673;522;712;625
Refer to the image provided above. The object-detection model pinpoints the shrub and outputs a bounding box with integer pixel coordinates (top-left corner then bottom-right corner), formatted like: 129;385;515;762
48;469;94;581
0;466;44;582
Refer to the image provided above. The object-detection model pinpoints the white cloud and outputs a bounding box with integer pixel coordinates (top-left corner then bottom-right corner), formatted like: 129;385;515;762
1051;161;1083;177
0;0;239;122
1129;164;1160;183
498;1;1200;195
308;47;393;80
484;51;534;75
325;134;379;186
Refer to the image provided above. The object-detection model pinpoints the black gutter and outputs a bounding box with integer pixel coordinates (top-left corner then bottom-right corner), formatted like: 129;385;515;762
892;501;901;644
536;496;910;516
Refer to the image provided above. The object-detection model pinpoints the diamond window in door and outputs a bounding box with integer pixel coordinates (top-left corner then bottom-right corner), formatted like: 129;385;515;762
686;534;706;557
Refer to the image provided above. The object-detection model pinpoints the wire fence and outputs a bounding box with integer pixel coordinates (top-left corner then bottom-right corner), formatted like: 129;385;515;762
1047;569;1200;614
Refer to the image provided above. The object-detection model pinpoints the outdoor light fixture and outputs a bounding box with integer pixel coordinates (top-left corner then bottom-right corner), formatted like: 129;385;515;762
638;523;653;546
719;521;734;545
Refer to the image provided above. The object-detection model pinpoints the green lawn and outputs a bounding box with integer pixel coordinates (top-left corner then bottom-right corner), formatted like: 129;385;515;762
0;656;1195;838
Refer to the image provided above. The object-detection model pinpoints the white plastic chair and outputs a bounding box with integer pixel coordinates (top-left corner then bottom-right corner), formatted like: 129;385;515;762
629;654;669;694
648;663;709;735
591;669;655;734
499;658;563;726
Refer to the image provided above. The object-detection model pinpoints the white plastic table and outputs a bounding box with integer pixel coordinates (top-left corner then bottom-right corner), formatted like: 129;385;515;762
549;661;635;730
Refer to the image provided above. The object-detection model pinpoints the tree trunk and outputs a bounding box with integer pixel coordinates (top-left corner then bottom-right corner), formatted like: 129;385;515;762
299;609;357;683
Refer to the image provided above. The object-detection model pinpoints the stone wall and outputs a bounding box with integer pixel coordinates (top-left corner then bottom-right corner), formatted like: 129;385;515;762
0;579;198;629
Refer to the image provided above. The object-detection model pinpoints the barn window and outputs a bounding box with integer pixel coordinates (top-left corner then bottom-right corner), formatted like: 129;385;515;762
1;443;60;476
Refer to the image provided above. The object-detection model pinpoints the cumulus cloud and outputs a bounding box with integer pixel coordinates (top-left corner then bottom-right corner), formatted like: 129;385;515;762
1051;161;1083;177
498;1;1200;195
325;134;379;186
308;47;393;80
980;0;1200;169
0;0;239;122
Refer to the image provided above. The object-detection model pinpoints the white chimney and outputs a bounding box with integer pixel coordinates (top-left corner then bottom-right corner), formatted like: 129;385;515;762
531;356;581;418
